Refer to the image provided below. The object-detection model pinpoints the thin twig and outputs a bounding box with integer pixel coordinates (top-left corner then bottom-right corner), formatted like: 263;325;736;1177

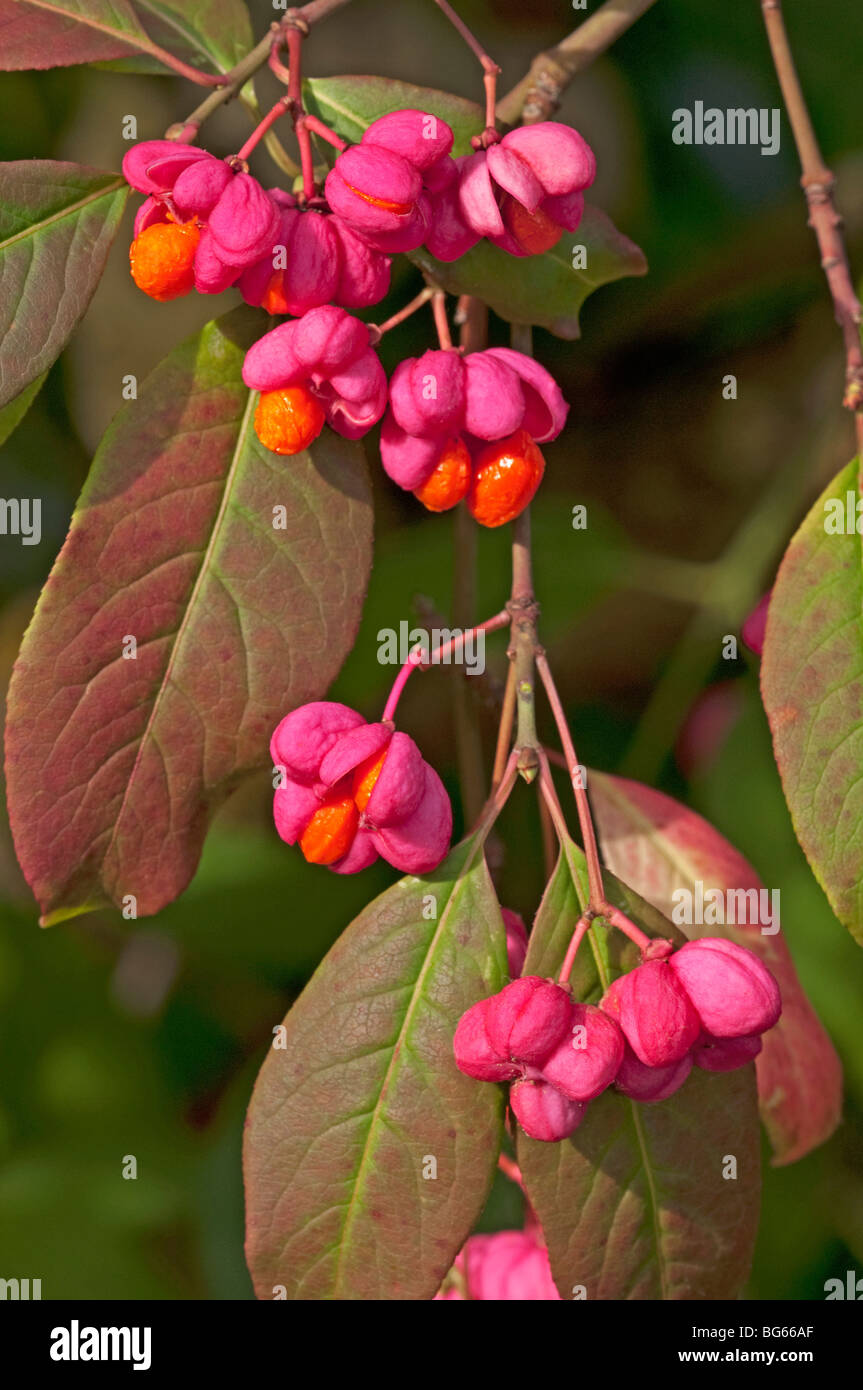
759;0;863;458
167;0;354;144
496;0;659;126
431;291;453;350
491;663;517;788
535;653;603;905
433;0;501;133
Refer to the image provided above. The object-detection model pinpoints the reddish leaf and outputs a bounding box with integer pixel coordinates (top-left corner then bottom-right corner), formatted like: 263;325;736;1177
590;771;842;1166
0;162;127;411
761;458;863;943
0;0;252;73
0;0;153;69
243;836;507;1300
518;837;761;1299
5;306;372;923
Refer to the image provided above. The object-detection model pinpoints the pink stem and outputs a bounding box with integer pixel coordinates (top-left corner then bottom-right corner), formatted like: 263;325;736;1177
304;113;348;151
433;0;500;135
149;46;226;87
432;291;453;350
558;912;591;985
497;1154;523;1187
235;97;291;162
374;287;434;337
295;118;317;200
535;652;605;908
602;904;652;953
381;610;510;723
537;753;652;957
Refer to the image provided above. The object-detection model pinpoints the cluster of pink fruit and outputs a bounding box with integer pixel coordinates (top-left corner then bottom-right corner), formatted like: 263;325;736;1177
269;700;452;875
454;934;782;1141
122;109;591;526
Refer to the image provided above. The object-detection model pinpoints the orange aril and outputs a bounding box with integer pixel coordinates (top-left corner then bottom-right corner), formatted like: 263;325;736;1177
413;437;472;513
352;748;388;812
261;269;291;316
299;792;359;865
467;429;546;528
129;218;200;301
499;193;563;256
343;182;413;215
254;385;326;455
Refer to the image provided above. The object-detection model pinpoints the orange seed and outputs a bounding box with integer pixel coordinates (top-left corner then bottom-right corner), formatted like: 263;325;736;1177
413;436;472;513
299;792;359;865
352;748;389;812
467;429;546;528
254;385;326;455
129;219;200;302
499;193;563;256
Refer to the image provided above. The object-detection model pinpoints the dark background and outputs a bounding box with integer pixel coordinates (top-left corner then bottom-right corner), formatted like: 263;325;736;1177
1;0;863;1298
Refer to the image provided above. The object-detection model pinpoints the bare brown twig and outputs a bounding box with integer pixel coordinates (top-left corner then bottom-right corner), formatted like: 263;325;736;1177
760;0;863;459
496;0;659;126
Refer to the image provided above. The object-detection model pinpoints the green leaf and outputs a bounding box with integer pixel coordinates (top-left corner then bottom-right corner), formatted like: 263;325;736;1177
306;75;484;151
762;457;863;944
5;306;373;923
0;161;127;411
413;210;647;340
133;0;252;73
305;75;647;337
589;770;842;1166
518;838;761;1300
0;372;48;448
243;835;508;1300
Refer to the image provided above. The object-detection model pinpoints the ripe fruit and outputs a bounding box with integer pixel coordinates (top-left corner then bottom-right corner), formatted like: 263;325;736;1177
499;193;563;255
299;792;359;865
510;1077;584;1142
602;961;701;1067
485;976;572;1065
467;429;545;527
413;437;472;512
453;999;521;1083
129;219;200;301
613;1045;693;1102
693;1033;763;1072
539;1003;625;1102
254;385;326;455
669;938;781;1038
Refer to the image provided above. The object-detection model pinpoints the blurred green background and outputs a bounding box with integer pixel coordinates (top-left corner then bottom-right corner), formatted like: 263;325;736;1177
2;0;863;1299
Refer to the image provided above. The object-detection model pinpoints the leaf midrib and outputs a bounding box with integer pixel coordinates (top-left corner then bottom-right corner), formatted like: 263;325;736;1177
0;177;125;255
99;373;258;880
133;0;237;73
331;837;488;1296
16;0;154;54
